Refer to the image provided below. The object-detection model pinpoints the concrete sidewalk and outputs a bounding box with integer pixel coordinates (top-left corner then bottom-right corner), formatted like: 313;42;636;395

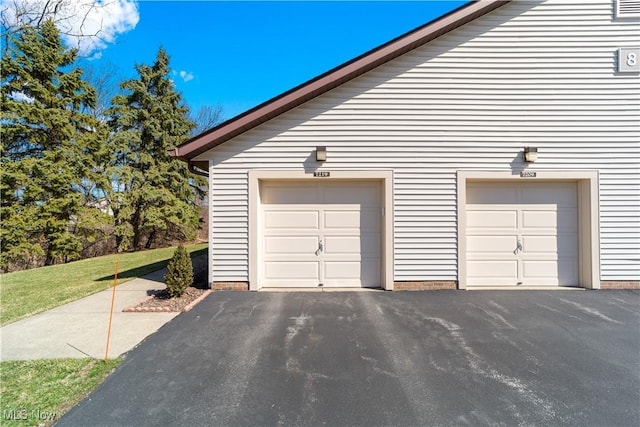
0;256;206;361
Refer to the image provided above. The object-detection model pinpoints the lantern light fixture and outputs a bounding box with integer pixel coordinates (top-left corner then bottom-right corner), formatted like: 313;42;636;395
524;147;538;163
316;146;327;162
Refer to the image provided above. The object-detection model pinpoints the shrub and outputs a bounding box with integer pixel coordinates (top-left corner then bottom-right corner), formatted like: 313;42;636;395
164;245;193;297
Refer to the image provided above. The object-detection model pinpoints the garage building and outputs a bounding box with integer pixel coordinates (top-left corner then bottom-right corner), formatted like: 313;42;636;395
173;0;640;291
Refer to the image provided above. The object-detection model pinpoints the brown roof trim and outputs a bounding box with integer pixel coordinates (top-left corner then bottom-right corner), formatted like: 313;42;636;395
173;0;509;161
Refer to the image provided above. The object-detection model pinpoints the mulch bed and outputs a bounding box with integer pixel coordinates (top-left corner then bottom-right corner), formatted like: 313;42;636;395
123;287;211;313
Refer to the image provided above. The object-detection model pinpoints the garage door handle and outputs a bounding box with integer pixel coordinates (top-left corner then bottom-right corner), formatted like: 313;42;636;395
514;240;523;254
315;240;323;256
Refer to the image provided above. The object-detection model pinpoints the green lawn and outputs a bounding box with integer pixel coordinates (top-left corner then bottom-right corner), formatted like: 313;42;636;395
0;243;207;326
0;358;121;427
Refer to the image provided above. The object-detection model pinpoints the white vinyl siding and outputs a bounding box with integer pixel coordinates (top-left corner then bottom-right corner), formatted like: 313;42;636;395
204;0;640;283
210;170;248;281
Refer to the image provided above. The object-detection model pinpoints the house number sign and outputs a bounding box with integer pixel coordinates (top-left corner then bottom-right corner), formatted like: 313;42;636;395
618;48;640;73
520;171;536;178
313;171;330;177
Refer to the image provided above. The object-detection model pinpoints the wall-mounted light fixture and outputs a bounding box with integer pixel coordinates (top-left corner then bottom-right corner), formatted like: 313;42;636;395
316;146;327;162
524;147;538;163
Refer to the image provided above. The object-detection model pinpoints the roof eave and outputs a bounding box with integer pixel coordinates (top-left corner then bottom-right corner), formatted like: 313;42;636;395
173;0;509;161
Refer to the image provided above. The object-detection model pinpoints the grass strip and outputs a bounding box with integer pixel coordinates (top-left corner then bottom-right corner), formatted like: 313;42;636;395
0;358;121;427
0;243;207;326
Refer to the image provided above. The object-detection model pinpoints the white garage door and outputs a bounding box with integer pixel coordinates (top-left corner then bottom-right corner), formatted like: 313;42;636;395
261;181;381;288
466;181;579;287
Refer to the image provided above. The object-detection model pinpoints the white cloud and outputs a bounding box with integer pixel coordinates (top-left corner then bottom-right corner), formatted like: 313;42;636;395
179;70;194;82
87;51;103;60
1;0;140;56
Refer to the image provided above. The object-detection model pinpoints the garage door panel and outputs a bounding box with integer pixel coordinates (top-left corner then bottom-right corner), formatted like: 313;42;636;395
324;210;360;230
522;235;578;255
467;235;517;253
264;211;319;229
523;260;558;279
264;236;318;255
324;185;380;206
468;277;518;286
362;208;381;231
522;235;557;253
323;259;380;287
558;209;579;232
263;279;320;287
558;257;579;285
467;184;518;204
264;261;319;280
360;259;381;287
360;260;381;287
324;234;380;256
558;233;578;254
521;209;578;233
324;261;361;280
521;261;578;286
522;210;557;229
521;183;577;207
468;210;517;228
466;181;578;287
263;184;319;204
323;209;380;231
324;235;360;255
261;181;381;288
362;233;381;256
467;260;518;286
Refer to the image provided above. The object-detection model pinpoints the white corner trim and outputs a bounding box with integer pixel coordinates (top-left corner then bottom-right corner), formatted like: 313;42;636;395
248;171;259;291
208;159;215;288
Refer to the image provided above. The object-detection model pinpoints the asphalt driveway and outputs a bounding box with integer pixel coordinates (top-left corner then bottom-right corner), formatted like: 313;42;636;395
59;290;640;426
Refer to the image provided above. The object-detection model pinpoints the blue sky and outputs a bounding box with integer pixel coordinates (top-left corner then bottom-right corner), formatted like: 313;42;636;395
81;1;467;121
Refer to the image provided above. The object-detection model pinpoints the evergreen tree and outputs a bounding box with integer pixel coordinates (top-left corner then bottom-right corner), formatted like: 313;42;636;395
164;245;193;297
0;20;106;269
107;48;201;251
